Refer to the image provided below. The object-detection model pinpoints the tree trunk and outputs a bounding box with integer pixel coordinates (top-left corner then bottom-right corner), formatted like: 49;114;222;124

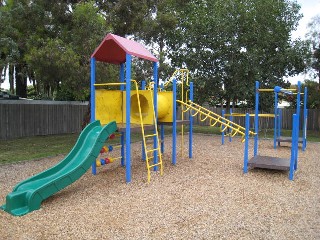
9;64;14;94
15;64;27;98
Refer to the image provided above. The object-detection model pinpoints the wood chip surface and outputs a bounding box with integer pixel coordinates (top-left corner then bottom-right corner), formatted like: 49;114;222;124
0;134;319;239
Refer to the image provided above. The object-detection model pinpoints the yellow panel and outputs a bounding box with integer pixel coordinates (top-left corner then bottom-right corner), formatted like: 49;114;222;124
123;90;154;125
158;91;173;122
95;89;123;125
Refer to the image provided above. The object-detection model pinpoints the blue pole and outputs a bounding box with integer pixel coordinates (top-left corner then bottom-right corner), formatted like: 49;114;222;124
289;114;297;180
278;109;282;146
153;62;158;171
229;108;233;142
120;63;125;91
121;132;125;166
243;113;250;173
221;109;225;145
125;54;132;183
296;81;301;141
90;57;96;175
141;80;146;90
189;81;193;158
172;79;177;165
141;80;146;160
302;87;308;151
90;58;96;123
120;63;125;166
254;81;259;156
160;124;165;153
274;91;278;149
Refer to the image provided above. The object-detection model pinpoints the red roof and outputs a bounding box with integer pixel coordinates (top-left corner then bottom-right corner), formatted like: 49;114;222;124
91;33;158;64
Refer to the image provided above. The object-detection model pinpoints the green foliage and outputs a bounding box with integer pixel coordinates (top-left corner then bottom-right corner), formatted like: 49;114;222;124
306;15;320;85
303;80;320;109
166;0;307;111
0;0;311;105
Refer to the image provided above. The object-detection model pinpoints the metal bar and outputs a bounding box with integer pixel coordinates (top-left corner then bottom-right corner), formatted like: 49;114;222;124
90;57;96;175
189;82;193;158
243;113;250;174
172;79;177;165
125;53;132;183
254;81;259;156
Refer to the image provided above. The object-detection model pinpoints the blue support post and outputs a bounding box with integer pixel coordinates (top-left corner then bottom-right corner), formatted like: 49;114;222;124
120;63;125;91
189;82;193;158
229;109;233;142
243;113;250;173
90;57;97;175
172;79;177;165
160;124;165;153
121;132;125;166
278;109;282;146
254;81;259;156
221;109;225;145
141;80;146;160
289;114;298;180
296;81;301;141
125;54;132;183
120;63;125;166
141;80;146;90
302;87;307;151
153;62;158;171
274;91;278;149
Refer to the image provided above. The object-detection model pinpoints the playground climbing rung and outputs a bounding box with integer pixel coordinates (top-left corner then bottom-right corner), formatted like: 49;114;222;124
146;149;158;154
177;100;255;140
148;162;162;168
145;134;157;138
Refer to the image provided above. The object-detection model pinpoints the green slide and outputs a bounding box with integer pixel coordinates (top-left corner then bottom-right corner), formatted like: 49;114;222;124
1;120;117;216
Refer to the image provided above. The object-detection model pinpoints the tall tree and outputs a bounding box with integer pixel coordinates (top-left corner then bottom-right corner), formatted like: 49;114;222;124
306;15;320;87
166;0;307;111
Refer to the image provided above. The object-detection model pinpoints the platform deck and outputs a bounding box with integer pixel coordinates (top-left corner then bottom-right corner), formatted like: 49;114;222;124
277;137;303;143
117;124;154;133
248;155;290;171
158;120;190;125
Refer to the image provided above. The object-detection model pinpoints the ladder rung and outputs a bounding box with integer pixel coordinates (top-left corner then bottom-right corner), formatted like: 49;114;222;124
145;134;157;138
148;163;162;168
147;154;161;160
146;149;158;153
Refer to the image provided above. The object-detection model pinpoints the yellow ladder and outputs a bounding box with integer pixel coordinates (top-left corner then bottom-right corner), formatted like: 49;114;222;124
133;82;163;182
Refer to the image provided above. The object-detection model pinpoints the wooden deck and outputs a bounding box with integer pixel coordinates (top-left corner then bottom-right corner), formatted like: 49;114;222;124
158;120;190;125
277;137;303;144
248;155;290;171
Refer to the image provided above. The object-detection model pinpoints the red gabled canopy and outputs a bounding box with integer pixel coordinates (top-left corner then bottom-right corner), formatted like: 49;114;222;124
91;33;158;64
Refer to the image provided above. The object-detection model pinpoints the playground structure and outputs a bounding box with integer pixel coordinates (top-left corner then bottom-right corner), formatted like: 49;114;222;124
1;30;306;216
241;81;307;180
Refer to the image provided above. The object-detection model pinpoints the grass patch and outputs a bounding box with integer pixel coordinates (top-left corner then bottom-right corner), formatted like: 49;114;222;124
1;125;318;165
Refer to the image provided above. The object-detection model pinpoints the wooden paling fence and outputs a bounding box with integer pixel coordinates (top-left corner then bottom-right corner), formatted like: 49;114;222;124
0;100;89;140
178;106;320;132
0;100;319;140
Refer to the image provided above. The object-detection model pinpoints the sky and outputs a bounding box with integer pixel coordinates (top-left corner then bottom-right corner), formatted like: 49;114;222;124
1;0;320;90
287;0;320;84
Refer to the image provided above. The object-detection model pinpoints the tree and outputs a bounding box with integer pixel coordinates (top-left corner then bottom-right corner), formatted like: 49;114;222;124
166;0;308;111
306;15;320;87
